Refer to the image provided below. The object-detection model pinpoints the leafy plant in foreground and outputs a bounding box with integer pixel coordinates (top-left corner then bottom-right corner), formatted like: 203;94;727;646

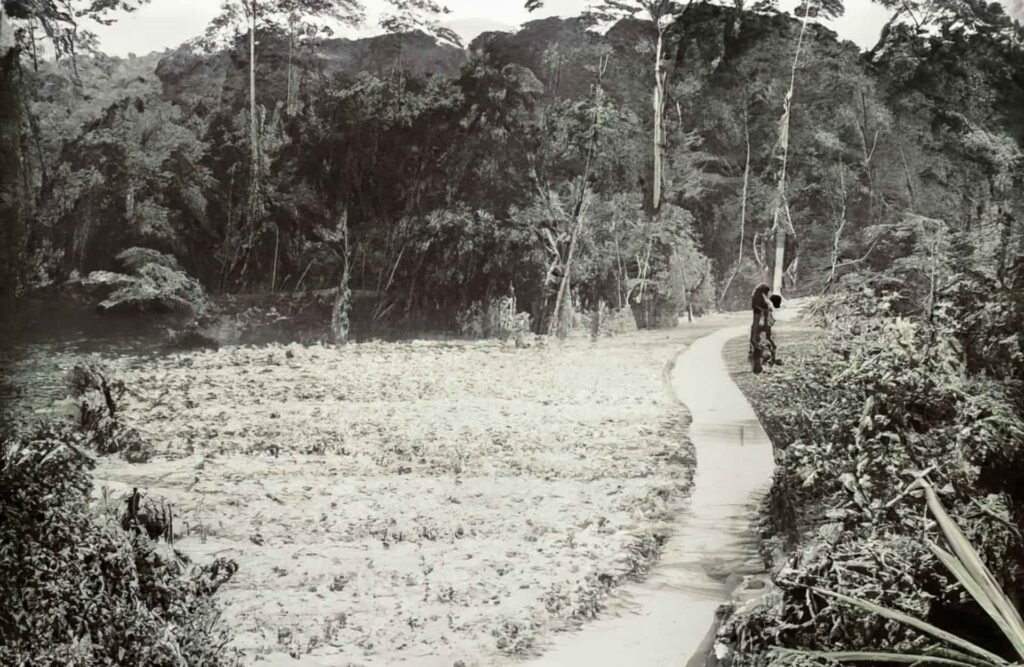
775;478;1024;667
0;424;239;666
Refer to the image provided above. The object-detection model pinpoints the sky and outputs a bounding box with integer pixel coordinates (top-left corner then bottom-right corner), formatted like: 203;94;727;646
87;0;896;57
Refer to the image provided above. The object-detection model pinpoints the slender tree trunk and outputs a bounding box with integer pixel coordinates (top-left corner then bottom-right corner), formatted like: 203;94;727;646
331;210;352;343
770;0;812;296
549;208;585;338
286;25;294;115
718;109;751;309
614;235;625;309
652;27;666;213
271;223;279;293
752;232;768;281
897;138;917;212
822;156;847;294
248;0;259;228
29;20;38;72
548;54;608;337
680;266;692;322
857;87;878;224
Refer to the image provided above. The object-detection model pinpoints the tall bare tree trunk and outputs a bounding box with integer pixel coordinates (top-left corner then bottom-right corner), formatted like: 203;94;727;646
770;0;812;296
248;0;259;226
271;223;279;292
549;207;585;338
286;26;294;115
652;27;667;213
28;19;39;72
822;156;847;294
332;210;352;343
719;110;751;309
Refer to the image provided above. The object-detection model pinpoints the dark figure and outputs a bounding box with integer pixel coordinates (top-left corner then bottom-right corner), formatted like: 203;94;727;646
750;283;773;330
749;284;781;370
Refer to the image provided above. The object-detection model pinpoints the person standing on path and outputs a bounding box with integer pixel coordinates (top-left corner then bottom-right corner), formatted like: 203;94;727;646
749;283;781;365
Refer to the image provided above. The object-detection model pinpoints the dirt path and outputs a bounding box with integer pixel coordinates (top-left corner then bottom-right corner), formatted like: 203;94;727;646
523;325;776;667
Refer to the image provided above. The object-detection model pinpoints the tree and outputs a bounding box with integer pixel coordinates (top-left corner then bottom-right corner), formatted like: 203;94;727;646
546;53;610;337
525;1;714;328
2;0;151;65
527;0;688;215
0;46;24;312
767;0;843;296
0;0;150;310
278;0;365;114
379;0;461;47
718;104;751;307
203;0;365;288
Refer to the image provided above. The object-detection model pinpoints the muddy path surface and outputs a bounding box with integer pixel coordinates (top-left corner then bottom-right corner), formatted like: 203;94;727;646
523;325;776;667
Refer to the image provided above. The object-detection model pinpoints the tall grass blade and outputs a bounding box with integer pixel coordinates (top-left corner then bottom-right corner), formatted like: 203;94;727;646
928;541;1018;650
812;588;1009;666
772;648;986;667
922;482;1024;661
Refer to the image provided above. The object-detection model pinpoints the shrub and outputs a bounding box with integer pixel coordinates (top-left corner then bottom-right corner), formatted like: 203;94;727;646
723;300;1024;665
0;423;239;666
99;262;208;318
115;247;184;273
94;248;208;319
940;259;1024;410
67;363;153;461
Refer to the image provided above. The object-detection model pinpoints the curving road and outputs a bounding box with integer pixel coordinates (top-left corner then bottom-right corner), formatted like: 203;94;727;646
524;325;777;667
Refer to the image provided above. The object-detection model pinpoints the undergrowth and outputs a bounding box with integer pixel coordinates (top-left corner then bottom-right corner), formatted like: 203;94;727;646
721;287;1024;666
0;423;239;666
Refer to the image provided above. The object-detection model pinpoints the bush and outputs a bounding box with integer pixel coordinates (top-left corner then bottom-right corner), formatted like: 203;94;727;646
115;247;184;273
940;259;1024;409
722;301;1024;665
67;363;153;462
99;262;208;318
0;424;239;666
91;248;208;319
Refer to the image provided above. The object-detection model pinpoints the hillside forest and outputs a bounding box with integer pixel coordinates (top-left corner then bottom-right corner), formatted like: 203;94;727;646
1;0;1020;340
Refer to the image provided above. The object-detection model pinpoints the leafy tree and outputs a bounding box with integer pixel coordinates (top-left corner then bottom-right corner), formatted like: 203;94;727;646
527;1;689;215
0;0;149;309
202;0;365;289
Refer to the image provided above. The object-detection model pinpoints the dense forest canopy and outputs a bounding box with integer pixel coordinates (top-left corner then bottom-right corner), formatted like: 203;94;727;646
1;0;1022;334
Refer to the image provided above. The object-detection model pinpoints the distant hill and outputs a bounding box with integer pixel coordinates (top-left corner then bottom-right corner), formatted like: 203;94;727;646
443;18;516;45
155;30;467;111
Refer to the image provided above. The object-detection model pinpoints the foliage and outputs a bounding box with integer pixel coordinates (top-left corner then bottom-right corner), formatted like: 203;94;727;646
2;0;151;63
96;249;208;318
723;298;1024;665
3;1;1023;337
66;363;152;460
0;423;239;666
939;259;1024;410
776;479;1024;666
0;47;25;310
